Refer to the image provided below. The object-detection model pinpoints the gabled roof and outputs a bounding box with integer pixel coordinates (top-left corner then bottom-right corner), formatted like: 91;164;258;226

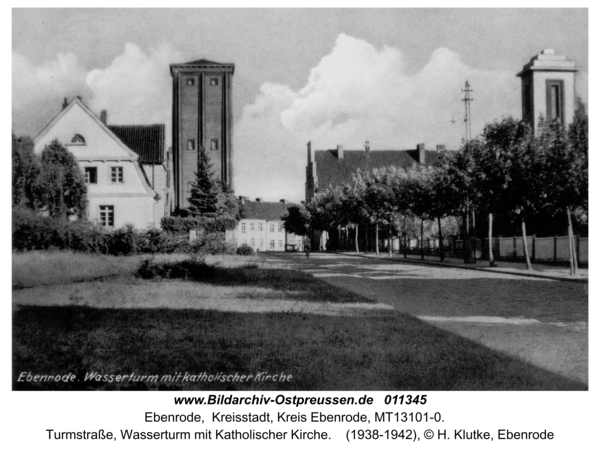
241;201;290;221
33;97;140;161
314;149;445;190
108;124;165;164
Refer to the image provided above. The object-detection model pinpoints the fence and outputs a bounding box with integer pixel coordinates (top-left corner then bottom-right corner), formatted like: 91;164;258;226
456;235;588;265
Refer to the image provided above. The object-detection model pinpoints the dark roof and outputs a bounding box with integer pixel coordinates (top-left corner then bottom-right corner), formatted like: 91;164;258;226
170;59;235;74
108;124;165;164
184;58;226;65
241;201;290;221
315;149;445;190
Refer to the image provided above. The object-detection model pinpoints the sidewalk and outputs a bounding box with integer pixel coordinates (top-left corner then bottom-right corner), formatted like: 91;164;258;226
335;251;588;283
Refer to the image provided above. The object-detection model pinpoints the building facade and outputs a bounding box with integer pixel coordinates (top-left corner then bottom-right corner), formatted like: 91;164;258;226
517;49;578;134
170;59;235;210
109;123;174;219
34;98;164;229
228;198;304;252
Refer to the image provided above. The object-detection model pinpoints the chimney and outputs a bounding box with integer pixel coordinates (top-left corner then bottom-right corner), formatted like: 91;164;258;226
336;144;344;160
417;143;426;165
238;196;245;205
307;141;313;164
62;97;68;110
436;144;446;151
100;110;108;125
255;198;262;203
280;199;286;204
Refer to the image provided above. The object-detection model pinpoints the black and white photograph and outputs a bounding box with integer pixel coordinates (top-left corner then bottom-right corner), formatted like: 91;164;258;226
7;4;595;449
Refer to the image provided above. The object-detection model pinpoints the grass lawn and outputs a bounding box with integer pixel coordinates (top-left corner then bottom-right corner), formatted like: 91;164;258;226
12;252;586;391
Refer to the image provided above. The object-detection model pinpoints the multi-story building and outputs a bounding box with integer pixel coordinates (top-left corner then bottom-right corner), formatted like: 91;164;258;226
33;97;168;229
228;198;304;252
170;59;234;210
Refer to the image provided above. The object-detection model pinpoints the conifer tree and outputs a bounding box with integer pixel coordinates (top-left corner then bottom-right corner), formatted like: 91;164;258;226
187;146;220;217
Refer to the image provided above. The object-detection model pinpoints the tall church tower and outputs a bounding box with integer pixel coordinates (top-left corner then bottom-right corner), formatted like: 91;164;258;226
170;59;234;209
517;49;578;135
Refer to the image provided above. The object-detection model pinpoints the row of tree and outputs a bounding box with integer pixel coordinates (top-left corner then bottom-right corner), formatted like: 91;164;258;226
284;111;587;273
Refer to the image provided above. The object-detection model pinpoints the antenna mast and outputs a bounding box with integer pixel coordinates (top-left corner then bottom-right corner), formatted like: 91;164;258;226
462;80;473;142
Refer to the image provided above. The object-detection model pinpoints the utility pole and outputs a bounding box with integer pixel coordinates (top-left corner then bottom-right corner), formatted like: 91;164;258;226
462;80;473;142
462;80;474;263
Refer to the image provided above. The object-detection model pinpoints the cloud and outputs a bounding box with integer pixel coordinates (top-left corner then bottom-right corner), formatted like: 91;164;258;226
12;51;90;137
86;43;182;139
234;34;521;203
12;43;181;140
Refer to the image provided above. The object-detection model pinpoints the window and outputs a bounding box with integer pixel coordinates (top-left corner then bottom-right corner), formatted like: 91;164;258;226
241;222;246;233
70;134;86;145
210;78;219;86
111;167;123;183
270;224;275;233
278;240;283;249
260;239;264;248
187;78;195;86
258;223;263;232
250;238;255;247
84;167;97;184
278;222;283;233
546;80;565;124
250;222;254;231
210;139;219;150
187;139;196;150
99;206;114;227
269;240;275;250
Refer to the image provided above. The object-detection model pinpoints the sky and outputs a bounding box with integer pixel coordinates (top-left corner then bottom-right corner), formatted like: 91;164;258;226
12;8;588;203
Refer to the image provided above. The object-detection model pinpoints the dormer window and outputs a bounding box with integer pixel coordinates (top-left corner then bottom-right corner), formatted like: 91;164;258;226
67;134;86;146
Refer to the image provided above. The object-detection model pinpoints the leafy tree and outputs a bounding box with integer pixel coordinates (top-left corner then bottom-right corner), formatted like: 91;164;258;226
216;182;243;220
436;145;479;263
340;175;368;253
188;146;220;217
12;134;41;209
543;114;588;275
283;203;312;236
475;118;528;266
39;139;87;218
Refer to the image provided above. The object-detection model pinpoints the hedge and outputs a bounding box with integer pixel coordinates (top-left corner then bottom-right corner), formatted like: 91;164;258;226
12;208;235;256
160;215;238;234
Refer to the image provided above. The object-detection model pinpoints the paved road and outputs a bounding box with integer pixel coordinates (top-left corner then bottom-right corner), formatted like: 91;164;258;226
270;253;588;385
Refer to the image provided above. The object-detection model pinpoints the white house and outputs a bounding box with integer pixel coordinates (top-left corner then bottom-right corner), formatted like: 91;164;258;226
34;97;162;229
228;198;304;252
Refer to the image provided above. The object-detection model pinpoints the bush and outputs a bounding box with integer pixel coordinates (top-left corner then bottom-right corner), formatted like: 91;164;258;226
161;216;237;234
12;207;107;252
136;256;214;280
13;207;238;256
236;244;255;256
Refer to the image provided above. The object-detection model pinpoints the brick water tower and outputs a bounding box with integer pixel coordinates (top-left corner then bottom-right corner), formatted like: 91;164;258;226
170;59;234;209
